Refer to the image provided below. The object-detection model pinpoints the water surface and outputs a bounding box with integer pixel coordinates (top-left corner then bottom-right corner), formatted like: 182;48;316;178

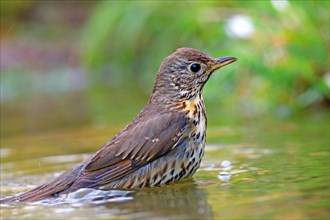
1;112;329;219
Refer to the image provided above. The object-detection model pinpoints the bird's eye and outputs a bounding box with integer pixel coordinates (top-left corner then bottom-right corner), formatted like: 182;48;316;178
189;63;201;73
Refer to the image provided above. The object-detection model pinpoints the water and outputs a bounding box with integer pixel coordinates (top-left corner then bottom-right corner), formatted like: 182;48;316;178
1;112;329;219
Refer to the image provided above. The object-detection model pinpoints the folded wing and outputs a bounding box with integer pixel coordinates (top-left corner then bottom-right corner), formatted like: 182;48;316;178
71;111;189;188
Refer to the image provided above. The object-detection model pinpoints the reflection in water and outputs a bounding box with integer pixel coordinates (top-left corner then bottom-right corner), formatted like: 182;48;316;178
1;180;212;220
106;181;212;219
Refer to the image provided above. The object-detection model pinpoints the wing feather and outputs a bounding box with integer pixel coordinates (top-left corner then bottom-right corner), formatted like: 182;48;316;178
71;111;189;188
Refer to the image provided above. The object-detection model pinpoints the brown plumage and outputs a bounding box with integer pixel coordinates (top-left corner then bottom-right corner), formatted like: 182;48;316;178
0;48;237;203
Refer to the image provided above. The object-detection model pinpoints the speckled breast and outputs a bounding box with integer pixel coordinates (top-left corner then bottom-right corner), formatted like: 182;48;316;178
101;96;207;189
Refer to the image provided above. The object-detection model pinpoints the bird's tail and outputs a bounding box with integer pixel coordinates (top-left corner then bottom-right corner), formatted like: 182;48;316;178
0;163;84;203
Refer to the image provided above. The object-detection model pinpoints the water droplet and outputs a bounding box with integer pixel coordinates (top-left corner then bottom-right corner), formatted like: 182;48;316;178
220;160;232;171
221;160;231;167
218;172;231;181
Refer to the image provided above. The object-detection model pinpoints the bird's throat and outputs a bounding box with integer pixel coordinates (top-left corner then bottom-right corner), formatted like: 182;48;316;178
176;96;205;119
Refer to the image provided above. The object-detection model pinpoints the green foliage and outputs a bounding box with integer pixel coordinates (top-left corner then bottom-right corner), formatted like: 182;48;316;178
80;1;329;116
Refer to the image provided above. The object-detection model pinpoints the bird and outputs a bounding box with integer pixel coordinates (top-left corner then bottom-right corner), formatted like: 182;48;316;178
0;47;237;203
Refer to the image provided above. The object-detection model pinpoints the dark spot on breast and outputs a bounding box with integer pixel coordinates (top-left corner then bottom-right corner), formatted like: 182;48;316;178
145;176;150;187
153;174;158;182
190;150;194;158
171;160;176;169
196;132;200;140
195;102;199;110
199;149;203;158
180;163;186;176
193;106;198;116
186;167;194;176
202;110;207;118
170;169;175;175
138;182;145;188
179;170;185;178
181;162;185;169
201;133;205;141
161;174;167;182
187;160;192;168
187;93;195;99
163;163;168;174
193;120;199;125
181;102;187;109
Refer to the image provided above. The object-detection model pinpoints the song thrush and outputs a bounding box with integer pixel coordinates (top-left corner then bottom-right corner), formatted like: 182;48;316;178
0;47;237;203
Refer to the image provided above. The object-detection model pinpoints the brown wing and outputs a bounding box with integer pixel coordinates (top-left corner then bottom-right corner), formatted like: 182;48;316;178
70;111;189;189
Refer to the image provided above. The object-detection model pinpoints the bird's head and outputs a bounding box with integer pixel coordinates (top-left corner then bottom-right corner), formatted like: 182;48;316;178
151;48;237;104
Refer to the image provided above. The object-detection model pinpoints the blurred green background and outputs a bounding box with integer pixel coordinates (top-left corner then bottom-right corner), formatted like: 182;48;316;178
1;0;329;136
1;2;329;219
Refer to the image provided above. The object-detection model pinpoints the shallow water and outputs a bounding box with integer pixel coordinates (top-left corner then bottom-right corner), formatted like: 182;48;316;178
0;112;329;219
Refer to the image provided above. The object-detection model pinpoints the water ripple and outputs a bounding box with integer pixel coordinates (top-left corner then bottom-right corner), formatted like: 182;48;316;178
32;188;133;206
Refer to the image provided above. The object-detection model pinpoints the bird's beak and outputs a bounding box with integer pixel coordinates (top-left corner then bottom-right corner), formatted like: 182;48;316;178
216;56;237;67
208;56;237;72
